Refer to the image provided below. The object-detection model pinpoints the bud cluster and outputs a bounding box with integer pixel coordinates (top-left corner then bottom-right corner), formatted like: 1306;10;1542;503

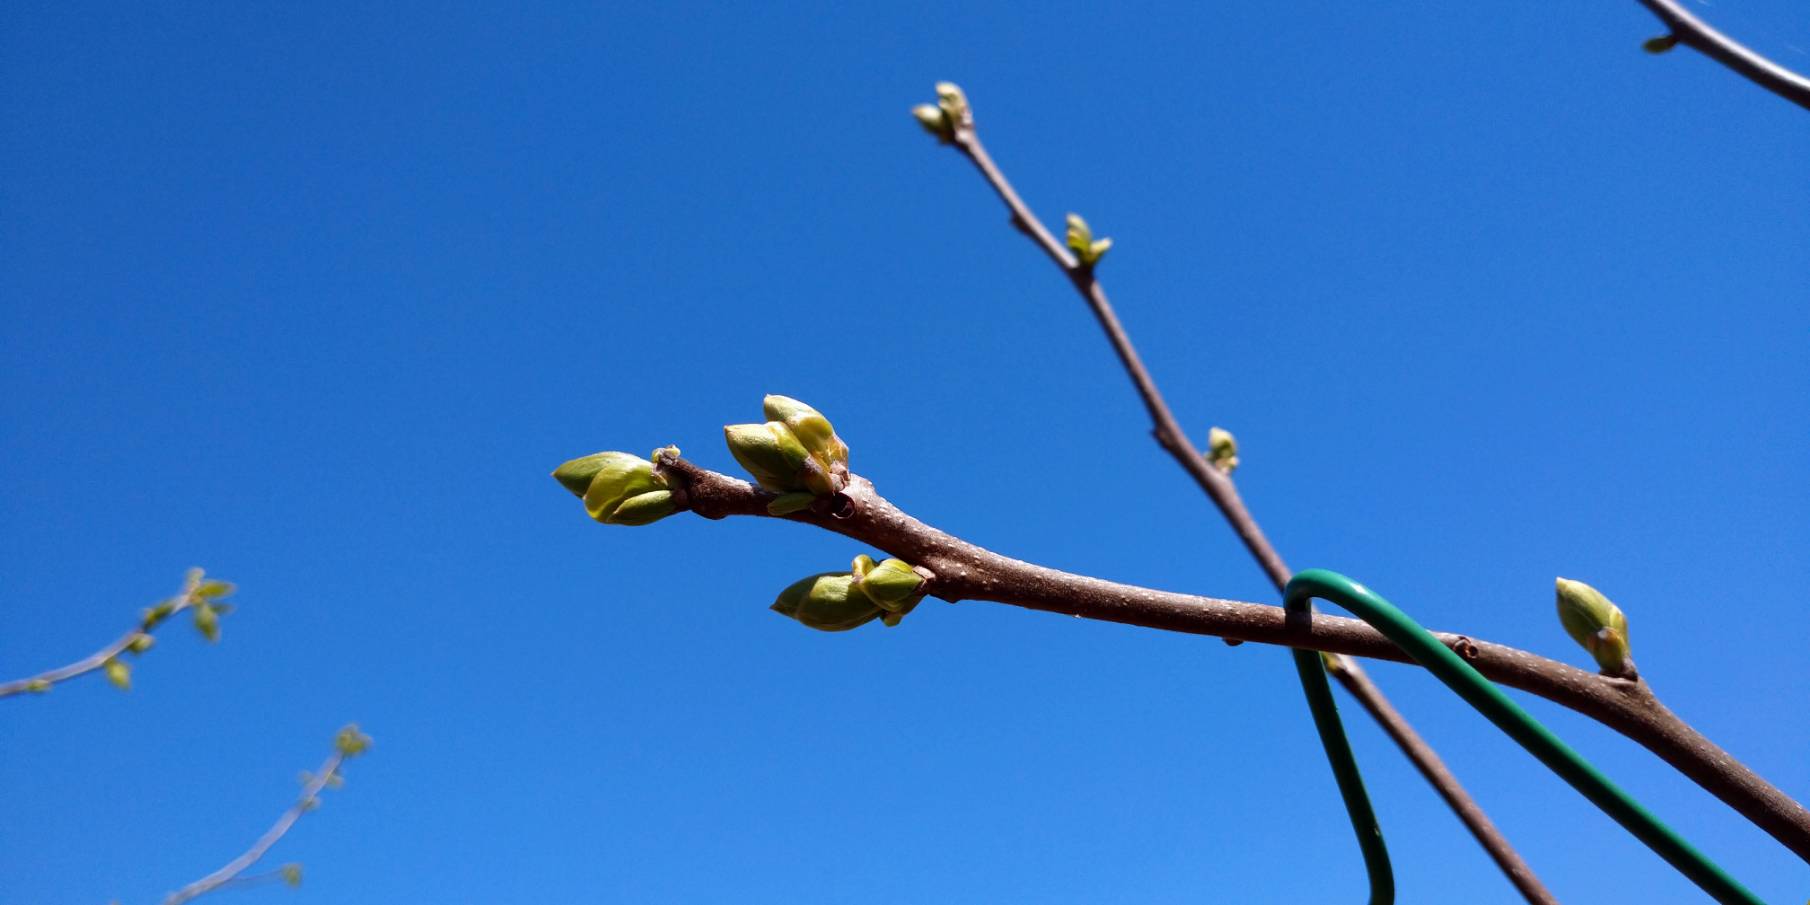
552;448;681;526
911;81;971;144
1065;213;1114;268
724;395;850;515
770;554;929;632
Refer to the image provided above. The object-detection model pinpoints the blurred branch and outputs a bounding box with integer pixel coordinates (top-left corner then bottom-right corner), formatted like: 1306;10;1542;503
651;453;1810;863
0;569;234;699
162;725;371;905
1635;0;1810;111
927;86;1553;902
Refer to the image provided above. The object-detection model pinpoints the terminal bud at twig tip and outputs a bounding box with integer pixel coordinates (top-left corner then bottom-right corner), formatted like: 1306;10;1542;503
1207;427;1239;474
553;451;680;526
335;724;373;757
1065;213;1113;267
280;863;303;888
1556;577;1635;676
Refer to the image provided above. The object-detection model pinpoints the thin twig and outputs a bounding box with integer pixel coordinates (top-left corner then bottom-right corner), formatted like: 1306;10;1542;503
945;113;1555;902
162;727;369;905
0;570;226;699
1634;0;1810;111
654;455;1810;864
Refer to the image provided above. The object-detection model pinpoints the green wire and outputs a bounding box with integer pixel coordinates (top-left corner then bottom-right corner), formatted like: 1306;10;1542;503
1286;568;1763;905
1284;587;1394;903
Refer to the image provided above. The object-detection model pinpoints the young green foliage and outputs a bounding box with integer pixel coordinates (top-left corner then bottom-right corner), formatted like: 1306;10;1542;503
1065;213;1114;268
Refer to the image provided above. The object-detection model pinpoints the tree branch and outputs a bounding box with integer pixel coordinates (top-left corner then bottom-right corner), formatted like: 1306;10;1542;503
0;570;231;699
162;726;370;905
654;454;1810;864
946;107;1554;901
1635;0;1810;111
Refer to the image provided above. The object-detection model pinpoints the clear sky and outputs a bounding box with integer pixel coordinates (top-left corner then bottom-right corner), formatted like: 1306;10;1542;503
4;2;1808;902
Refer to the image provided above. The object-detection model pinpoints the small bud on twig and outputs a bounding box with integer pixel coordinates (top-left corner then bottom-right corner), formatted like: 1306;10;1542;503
1644;34;1680;54
771;554;929;632
1206;426;1239;474
1556;577;1636;678
1065;213;1113;268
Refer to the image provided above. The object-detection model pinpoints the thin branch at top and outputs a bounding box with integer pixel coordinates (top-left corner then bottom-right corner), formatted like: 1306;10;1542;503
1635;0;1810;111
937;92;1554;903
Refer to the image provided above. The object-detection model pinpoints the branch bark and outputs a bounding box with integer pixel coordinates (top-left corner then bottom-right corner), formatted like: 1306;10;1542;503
945;114;1554;901
1634;0;1810;111
655;454;1810;864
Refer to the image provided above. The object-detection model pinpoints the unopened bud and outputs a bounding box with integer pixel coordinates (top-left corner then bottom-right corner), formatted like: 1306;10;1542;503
280;863;303;887
335;723;373;757
1644;34;1679;53
24;678;51;693
855;558;927;614
193;604;220;642
104;659;131;691
763;395;849;477
934;81;971;130
770;573;884;632
556;451;678;526
1556;577;1634;676
126;633;155;654
1207;427;1239;474
724;421;836;496
1065;213;1113;267
912;104;952;142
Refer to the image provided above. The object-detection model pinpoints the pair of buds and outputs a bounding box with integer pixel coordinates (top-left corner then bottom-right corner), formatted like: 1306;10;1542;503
553;447;681;526
723;396;850;516
770;554;929;632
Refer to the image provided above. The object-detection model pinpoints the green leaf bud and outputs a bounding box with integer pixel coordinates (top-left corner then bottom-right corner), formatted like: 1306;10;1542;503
141;601;176;628
849;554;878;579
762;394;849;476
335;723;373;757
607;490;678;526
770;573;883;632
193;604;221;642
1207;426;1239;474
104;659;131;691
1644;34;1679;53
1556;577;1634;676
195;579;235;600
935;81;971;131
24;678;51;693
572;452;672;525
725;422;834;494
855;557;927;614
912;103;952;142
766;491;816;516
1066;214;1113;267
126;633;155;654
280;863;303;887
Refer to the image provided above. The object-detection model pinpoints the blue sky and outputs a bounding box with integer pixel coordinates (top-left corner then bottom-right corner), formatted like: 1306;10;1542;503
3;2;1807;902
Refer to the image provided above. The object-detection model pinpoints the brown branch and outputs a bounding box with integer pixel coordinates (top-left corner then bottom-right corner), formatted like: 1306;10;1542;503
945;110;1554;901
656;454;1810;864
1635;0;1810;111
162;726;370;905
